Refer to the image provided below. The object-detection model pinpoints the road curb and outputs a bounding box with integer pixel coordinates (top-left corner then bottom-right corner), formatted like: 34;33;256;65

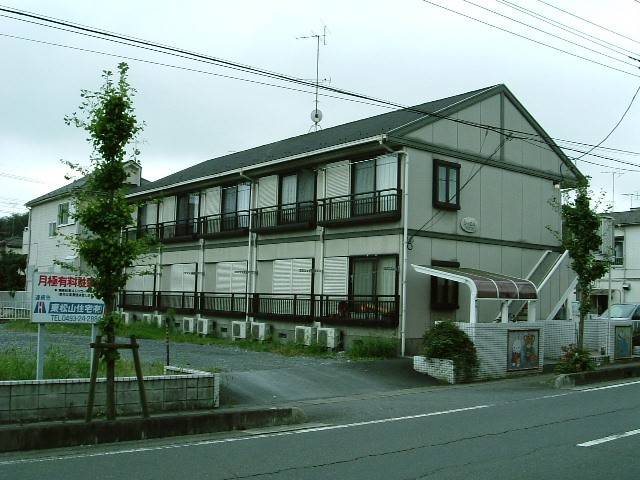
0;407;305;453
553;362;640;388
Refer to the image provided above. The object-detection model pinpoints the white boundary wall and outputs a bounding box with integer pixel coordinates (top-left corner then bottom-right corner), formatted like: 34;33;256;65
456;322;545;380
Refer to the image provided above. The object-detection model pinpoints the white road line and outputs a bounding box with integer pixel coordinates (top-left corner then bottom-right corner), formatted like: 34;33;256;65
0;404;492;466
578;379;640;392
577;428;640;447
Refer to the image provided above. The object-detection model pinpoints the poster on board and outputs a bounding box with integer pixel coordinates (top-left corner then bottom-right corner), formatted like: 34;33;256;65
507;329;540;371
614;325;632;359
32;273;104;324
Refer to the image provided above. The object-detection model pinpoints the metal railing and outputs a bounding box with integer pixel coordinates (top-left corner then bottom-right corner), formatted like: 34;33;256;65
123;224;159;241
120;291;399;327
201;211;250;237
252;201;316;232
159;219;200;242
318;188;401;224
156;291;196;312
252;293;315;318
200;292;247;316
121;291;156;311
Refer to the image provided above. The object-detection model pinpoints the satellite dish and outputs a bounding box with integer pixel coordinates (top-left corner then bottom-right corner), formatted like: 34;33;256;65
311;109;323;124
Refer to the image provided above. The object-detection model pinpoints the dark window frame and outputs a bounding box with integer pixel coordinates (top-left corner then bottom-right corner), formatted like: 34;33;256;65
430;259;460;311
348;254;399;297
350;154;401;196
277;169;317;207
433;159;461;211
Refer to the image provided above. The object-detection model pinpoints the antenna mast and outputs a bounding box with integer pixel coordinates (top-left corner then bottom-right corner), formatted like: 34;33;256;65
297;26;328;132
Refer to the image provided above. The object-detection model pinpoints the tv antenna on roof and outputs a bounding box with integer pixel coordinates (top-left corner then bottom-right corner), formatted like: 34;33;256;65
297;25;329;132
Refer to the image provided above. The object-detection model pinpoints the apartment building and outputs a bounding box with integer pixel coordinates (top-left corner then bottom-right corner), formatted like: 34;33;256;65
24;84;579;354
592;209;640;313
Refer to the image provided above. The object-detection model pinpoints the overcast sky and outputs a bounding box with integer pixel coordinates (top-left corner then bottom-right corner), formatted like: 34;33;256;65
1;0;639;216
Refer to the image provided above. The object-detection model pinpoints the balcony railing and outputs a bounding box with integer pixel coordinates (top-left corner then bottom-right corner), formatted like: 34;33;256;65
120;291;399;327
121;291;156;311
200;292;247;317
318;188;401;226
156;291;196;312
123;224;159;241
252;201;316;233
201;211;250;238
159;219;200;243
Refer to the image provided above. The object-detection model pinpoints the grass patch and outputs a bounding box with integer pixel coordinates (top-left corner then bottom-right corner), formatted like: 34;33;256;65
347;337;398;359
3;320;335;358
4;320;90;335
0;346;165;381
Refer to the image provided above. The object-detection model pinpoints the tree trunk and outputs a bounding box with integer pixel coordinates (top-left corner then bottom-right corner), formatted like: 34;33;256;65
577;289;589;350
104;298;116;421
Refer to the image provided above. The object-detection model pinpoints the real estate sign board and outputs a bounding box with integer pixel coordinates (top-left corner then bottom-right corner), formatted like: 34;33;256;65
32;273;104;324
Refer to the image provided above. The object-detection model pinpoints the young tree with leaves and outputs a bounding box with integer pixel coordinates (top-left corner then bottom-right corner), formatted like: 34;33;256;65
65;63;153;420
560;179;608;349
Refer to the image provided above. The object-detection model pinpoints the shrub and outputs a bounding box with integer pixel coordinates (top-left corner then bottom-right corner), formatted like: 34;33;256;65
554;344;595;374
348;337;398;359
423;322;479;381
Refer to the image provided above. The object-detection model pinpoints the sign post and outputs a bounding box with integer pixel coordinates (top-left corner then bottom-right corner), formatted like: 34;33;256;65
32;273;105;380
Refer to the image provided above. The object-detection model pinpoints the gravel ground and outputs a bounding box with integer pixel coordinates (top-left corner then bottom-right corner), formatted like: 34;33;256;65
0;324;345;372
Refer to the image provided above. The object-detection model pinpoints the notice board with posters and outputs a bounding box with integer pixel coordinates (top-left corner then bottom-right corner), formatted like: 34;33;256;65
32;273;105;324
507;329;540;371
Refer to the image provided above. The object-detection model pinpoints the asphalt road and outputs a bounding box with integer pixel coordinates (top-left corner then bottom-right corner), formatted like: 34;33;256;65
2;376;639;480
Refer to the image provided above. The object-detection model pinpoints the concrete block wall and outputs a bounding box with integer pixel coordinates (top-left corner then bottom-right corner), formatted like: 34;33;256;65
543;320;577;360
0;371;220;424
456;322;545;380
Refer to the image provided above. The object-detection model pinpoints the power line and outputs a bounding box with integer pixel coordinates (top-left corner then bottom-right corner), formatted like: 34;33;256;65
496;0;640;59
2;8;640;175
5;29;640;174
2;5;640;161
0;172;48;184
420;0;640;78
573;84;640;160
460;0;640;68
534;0;640;46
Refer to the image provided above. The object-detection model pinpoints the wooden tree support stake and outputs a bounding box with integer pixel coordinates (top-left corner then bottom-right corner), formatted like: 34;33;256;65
85;335;150;422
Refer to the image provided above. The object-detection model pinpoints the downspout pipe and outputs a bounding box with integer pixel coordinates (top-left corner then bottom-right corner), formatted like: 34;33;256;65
399;150;409;357
240;170;254;323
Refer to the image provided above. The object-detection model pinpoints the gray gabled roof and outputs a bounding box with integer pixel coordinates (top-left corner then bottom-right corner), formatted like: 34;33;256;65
127;85;497;196
608;209;640;226
26;176;151;207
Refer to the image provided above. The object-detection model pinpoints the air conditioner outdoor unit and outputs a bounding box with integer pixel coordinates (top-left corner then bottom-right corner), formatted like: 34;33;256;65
231;320;249;340
182;317;196;334
197;318;216;336
317;327;341;349
295;326;317;346
251;322;270;341
154;314;164;328
142;314;152;324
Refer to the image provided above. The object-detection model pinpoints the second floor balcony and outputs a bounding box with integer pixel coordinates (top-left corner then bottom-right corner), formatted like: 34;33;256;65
317;188;401;227
251;201;316;233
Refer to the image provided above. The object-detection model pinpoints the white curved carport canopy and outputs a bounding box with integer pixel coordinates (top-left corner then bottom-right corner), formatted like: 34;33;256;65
412;264;539;323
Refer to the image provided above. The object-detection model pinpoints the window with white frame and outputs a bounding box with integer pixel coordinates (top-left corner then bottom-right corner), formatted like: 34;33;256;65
48;222;57;237
614;236;624;266
57;202;71;225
